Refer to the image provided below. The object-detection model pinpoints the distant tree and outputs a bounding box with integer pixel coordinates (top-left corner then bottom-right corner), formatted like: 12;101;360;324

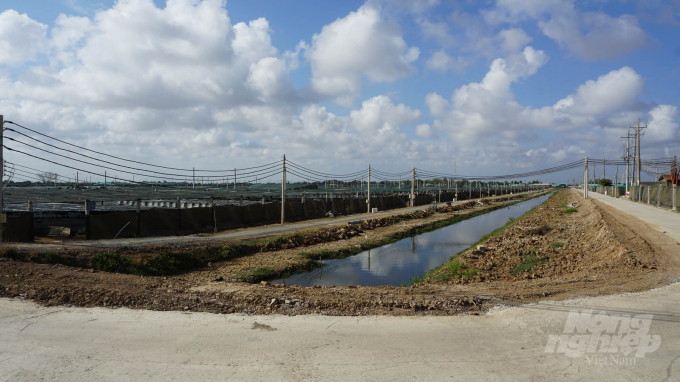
597;178;613;187
38;172;58;186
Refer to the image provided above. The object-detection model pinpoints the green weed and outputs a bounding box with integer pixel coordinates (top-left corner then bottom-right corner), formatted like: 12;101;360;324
510;255;547;275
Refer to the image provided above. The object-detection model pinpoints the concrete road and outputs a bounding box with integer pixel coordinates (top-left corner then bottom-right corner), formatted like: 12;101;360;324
2;283;680;381
16;192;540;251
585;190;680;243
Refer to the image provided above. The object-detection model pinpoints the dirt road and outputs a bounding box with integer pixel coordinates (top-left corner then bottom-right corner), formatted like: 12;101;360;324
2;283;679;381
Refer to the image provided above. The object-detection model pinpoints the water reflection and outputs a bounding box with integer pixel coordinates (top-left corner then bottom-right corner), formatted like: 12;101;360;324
273;194;551;287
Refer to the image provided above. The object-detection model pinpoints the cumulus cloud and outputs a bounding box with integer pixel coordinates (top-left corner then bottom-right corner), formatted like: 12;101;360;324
645;105;680;143
415;123;436;138
431;47;652;150
425;92;448;117
0;10;48;66
305;3;419;104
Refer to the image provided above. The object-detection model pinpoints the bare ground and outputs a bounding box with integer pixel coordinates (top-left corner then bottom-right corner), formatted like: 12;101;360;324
1;189;678;316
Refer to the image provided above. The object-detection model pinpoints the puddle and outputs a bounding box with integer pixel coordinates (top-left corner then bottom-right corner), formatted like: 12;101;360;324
271;193;551;287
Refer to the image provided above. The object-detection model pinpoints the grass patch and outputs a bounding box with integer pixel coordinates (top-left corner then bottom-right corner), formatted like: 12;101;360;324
560;208;578;214
510;255;547;275
91;252;133;273
429;261;479;283
550;242;564;249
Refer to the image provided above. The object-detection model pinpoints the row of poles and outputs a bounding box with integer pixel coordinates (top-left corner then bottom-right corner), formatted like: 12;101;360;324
278;155;541;225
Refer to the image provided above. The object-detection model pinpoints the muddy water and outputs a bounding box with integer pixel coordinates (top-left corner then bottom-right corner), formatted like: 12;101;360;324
271;193;552;287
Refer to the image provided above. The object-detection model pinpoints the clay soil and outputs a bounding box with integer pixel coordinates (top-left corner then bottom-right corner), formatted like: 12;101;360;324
1;190;679;316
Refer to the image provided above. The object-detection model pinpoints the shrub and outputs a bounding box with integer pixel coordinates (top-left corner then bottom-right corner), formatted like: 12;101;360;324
91;252;133;273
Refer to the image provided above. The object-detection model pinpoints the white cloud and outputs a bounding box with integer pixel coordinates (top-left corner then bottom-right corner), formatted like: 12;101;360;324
425;50;470;73
349;95;421;132
432;46;651;151
425;92;448;117
415;123;436;138
0;10;48;66
247;57;292;98
498;28;532;52
306;3;419;103
539;12;647;60
553;67;646;116
487;0;647;60
646;105;679;143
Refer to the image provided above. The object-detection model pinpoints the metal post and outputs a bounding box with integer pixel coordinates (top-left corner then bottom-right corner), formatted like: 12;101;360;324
104;171;107;187
367;164;371;213
673;184;677;212
234;168;236;190
281;155;286;224
409;167;415;207
192;167;195;189
658;185;662;208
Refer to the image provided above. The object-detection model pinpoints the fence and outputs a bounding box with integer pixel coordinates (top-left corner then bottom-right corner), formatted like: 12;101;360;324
628;184;679;211
4;186;542;243
589;183;679;212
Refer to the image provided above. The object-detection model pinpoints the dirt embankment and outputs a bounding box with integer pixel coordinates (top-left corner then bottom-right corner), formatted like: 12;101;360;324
425;190;677;302
1;190;678;316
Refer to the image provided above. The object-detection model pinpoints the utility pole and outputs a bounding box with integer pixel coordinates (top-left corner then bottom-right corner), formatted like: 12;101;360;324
621;131;633;194
410;167;415;207
585;157;589;199
615;167;618;196
192;167;195;189
234;168;236;190
635;120;647;185
367;164;371;213
104;171;107;187
603;157;605;180
281;155;286;224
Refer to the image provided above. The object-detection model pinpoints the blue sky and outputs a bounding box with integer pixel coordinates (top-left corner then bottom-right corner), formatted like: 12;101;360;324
1;0;679;184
